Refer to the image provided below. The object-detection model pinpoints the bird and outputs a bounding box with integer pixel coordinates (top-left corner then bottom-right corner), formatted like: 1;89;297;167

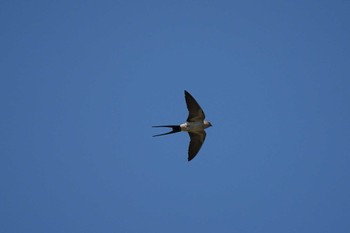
153;90;212;161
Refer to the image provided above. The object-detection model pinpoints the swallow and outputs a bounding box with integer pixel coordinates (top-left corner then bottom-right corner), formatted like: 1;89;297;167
153;90;212;161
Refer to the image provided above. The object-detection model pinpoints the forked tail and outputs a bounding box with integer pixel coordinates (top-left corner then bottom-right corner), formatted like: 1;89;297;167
152;125;181;137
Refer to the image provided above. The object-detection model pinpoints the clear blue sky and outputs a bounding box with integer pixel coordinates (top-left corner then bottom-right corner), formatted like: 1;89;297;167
1;1;350;232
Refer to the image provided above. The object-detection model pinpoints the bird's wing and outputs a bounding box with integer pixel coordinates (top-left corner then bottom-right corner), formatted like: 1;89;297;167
185;90;205;122
188;131;206;161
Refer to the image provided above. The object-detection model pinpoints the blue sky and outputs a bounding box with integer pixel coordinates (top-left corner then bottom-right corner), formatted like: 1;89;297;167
1;1;350;232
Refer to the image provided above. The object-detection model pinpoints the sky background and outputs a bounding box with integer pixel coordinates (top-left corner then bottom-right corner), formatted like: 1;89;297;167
1;0;350;232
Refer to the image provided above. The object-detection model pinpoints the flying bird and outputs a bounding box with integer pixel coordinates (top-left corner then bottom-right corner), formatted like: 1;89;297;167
153;90;212;161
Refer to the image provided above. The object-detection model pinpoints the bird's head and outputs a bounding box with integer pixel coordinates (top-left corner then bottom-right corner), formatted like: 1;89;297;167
204;120;212;128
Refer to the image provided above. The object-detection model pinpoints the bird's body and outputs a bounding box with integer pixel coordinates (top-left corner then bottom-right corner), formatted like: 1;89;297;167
180;121;211;132
153;90;212;161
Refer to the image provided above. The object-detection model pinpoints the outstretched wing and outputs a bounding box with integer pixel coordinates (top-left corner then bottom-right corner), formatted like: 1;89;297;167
188;131;206;161
185;90;205;122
